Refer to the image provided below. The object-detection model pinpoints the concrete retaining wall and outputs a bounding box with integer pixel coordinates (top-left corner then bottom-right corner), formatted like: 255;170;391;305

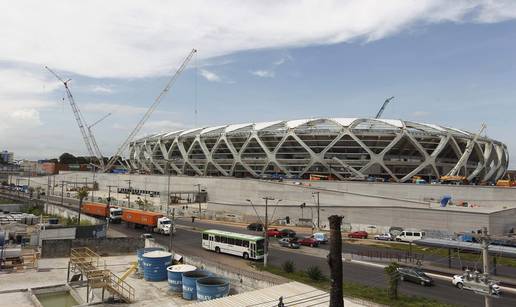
23;173;516;235
41;237;144;258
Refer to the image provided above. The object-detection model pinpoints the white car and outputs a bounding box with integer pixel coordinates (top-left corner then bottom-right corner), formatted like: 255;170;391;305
452;274;501;296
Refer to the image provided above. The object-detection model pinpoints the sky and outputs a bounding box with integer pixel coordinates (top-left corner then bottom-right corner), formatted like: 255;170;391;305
1;1;516;168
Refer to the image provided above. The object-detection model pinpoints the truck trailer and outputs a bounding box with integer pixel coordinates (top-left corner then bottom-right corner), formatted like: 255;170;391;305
121;209;174;235
81;202;122;223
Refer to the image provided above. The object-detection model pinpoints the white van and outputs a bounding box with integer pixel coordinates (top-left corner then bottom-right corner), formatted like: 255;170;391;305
395;230;425;242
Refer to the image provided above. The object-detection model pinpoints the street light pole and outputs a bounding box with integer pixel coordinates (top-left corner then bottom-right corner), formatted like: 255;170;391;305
194;184;201;219
125;180;132;208
312;192;320;229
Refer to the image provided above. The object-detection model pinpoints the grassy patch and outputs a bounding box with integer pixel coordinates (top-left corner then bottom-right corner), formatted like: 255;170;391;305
252;263;456;307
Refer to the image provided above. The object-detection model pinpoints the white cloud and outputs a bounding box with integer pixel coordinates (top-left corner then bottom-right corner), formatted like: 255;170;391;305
9;109;42;125
1;1;515;79
0;67;60;96
90;85;114;94
200;69;222;82
251;70;275;78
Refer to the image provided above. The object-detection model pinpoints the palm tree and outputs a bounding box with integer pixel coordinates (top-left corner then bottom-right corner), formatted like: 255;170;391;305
328;215;344;307
384;262;400;300
76;187;89;225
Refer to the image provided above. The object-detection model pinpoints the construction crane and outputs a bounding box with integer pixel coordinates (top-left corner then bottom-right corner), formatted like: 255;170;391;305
103;48;197;172
45;66;101;165
375;96;395;119
88;112;112;168
442;123;487;182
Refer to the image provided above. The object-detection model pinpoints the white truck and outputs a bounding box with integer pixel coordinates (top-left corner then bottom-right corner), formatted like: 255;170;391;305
154;217;176;235
109;207;123;223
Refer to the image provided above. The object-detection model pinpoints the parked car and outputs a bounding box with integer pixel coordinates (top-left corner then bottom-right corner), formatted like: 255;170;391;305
298;237;320;247
278;238;300;249
398;267;433;286
348;231;368;239
374;233;393;241
267;228;287;237
247;223;263;231
311;232;328;244
395;230;425;242
280;228;296;238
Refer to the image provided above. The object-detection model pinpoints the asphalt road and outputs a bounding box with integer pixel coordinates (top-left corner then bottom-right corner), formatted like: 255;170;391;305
111;220;516;307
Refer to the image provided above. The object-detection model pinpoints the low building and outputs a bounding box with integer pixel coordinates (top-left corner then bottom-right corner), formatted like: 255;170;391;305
1;151;14;164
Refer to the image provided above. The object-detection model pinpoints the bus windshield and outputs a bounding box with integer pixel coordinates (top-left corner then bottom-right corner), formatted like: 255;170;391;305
256;239;264;253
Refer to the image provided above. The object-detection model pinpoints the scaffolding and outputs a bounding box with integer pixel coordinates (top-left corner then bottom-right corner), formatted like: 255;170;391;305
68;247;135;303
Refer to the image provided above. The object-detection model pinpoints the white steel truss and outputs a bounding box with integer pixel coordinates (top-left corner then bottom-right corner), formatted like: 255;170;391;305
129;118;508;183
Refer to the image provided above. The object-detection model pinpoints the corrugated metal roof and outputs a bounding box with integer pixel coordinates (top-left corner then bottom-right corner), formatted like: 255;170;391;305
186;282;330;307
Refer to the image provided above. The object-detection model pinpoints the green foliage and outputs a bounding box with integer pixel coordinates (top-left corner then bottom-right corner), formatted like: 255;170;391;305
136;197;152;211
64;216;92;226
306;265;324;281
282;260;295;273
76;187;89;200
59;152;77;164
384;262;400;300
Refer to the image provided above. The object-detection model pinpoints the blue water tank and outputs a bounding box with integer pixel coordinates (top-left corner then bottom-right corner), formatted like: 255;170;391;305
167;264;197;292
196;277;230;301
137;247;163;274
0;232;5;247
182;270;211;300
142;250;171;281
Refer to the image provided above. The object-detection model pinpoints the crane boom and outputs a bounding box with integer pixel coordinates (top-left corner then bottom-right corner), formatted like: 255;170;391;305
103;48;197;172
45;66;97;162
375;96;395;119
447;123;487;177
88;113;112;169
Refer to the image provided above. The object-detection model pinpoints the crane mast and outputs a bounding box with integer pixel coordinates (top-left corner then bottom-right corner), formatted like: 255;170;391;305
447;123;487;177
375;96;395;119
103;48;197;172
45;66;98;163
88;113;112;169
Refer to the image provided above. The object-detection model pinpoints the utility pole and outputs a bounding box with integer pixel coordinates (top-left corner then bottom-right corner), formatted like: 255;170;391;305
312;192;320;229
328;215;344;307
61;181;65;207
125;180;132;208
194;184;201;219
169;208;175;253
263;197;272;267
481;226;491;307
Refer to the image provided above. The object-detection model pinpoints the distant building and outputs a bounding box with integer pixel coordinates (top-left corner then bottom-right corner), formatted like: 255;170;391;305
1;150;14;164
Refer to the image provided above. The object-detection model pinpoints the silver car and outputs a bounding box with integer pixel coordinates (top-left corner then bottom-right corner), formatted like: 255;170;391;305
278;238;300;249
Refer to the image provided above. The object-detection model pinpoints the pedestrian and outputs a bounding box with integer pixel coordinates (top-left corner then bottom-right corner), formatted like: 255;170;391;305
191;216;195;223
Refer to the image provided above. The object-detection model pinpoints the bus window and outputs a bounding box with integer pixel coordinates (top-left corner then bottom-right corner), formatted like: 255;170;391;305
228;238;235;245
221;237;227;244
202;233;208;240
235;239;242;246
243;240;249;248
215;236;220;242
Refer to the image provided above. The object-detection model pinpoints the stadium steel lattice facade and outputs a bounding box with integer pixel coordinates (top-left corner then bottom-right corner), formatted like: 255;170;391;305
129;118;508;183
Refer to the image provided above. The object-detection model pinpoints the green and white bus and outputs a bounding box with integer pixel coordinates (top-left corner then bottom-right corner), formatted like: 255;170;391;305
201;229;265;260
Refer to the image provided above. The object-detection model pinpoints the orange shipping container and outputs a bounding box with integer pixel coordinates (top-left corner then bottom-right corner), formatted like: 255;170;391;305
122;209;163;227
82;202;109;218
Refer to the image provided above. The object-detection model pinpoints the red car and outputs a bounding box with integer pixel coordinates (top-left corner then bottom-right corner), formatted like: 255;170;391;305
298;237;320;247
267;228;286;237
348;231;368;239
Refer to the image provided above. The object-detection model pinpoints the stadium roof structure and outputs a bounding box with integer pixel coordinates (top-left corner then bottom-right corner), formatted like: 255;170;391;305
130;118;508;183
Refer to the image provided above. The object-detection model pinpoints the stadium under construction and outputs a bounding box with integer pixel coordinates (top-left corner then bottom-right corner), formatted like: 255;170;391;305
128;118;508;183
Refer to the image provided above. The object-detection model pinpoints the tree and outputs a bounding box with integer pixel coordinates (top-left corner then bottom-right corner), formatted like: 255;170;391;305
76;187;89;225
328;215;344;307
384;262;400;300
59;153;77;164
